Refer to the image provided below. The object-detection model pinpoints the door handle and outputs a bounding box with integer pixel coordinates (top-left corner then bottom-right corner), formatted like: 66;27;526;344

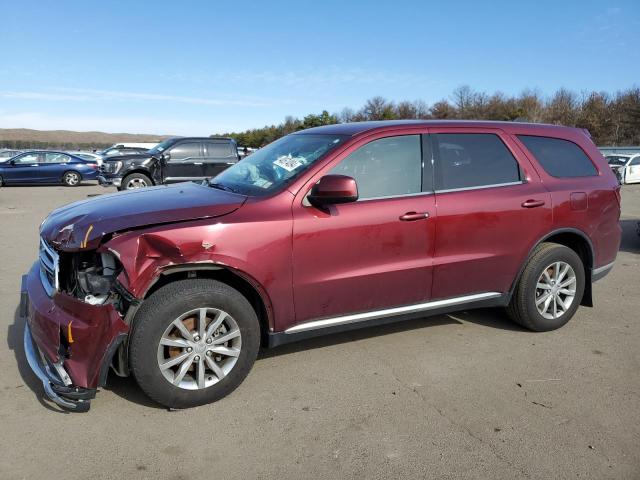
399;212;430;221
521;199;545;208
193;162;203;165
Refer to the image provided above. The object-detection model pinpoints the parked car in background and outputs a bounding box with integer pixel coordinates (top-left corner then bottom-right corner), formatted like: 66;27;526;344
0;149;22;160
0;151;99;186
99;137;239;190
69;151;103;166
606;153;640;184
22;120;621;411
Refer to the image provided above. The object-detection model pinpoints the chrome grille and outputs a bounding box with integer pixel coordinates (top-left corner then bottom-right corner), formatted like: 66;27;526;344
39;238;59;296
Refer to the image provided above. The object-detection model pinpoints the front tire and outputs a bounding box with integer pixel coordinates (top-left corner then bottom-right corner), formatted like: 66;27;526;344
507;243;585;331
62;171;81;186
122;173;152;190
129;279;260;409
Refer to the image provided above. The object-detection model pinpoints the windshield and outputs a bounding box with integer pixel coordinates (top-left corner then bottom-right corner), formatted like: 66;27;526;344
606;155;630;166
147;139;176;155
211;133;348;196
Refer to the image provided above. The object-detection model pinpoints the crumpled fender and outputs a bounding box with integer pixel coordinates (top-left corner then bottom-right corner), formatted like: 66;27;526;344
104;226;278;330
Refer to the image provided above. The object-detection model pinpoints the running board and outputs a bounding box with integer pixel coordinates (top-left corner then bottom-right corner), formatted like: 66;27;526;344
268;292;506;348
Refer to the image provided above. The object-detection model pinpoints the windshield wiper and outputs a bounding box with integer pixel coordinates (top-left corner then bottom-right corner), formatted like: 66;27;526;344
208;181;238;193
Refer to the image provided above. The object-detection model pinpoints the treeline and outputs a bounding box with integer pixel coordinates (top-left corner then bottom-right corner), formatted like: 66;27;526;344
217;86;640;148
0;140;112;151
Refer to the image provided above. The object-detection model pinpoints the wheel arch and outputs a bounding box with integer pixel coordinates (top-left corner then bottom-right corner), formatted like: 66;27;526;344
511;228;595;307
140;264;273;345
122;169;155;185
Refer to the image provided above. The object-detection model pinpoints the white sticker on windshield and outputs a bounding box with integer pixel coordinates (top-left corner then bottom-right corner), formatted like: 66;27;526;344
274;154;304;172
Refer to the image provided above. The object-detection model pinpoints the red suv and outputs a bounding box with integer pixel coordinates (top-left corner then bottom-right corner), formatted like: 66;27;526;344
21;120;621;410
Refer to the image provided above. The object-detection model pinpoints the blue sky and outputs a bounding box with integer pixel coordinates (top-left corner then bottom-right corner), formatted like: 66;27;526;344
0;0;638;135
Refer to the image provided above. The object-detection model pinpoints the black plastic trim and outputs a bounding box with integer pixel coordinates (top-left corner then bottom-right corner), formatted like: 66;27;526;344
98;333;127;388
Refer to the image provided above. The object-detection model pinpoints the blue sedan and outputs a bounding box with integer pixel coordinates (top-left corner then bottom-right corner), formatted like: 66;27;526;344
0;151;100;186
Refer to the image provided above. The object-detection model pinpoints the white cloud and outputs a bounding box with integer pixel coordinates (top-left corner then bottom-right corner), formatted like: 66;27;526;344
0;111;248;136
0;88;275;107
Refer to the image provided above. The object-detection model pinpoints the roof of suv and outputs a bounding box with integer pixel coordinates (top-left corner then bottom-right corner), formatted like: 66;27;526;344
297;120;583;137
166;136;234;141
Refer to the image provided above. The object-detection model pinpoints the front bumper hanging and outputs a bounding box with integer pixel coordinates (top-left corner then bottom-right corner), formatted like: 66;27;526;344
23;322;95;412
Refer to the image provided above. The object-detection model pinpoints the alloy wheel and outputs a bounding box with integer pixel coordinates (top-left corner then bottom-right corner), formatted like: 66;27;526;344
157;307;242;390
65;172;79;185
127;178;148;189
535;261;577;320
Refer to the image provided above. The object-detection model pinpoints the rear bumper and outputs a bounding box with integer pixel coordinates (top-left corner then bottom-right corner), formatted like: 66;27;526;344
21;262;129;410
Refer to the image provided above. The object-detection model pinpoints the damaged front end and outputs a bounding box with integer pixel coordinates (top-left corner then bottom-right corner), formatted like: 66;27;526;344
22;239;136;411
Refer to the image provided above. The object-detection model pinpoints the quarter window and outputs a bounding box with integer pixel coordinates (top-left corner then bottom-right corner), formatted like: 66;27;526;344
329;135;422;199
433;133;521;191
169;142;201;161
517;135;598;177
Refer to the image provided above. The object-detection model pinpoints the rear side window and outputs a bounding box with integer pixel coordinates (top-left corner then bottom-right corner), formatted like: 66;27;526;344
432;133;521;191
205;142;233;157
518;135;597;178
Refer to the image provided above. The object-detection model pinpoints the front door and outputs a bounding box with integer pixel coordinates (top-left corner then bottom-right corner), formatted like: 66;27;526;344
291;134;436;326
4;152;43;183
429;128;552;299
164;141;204;182
202;140;238;178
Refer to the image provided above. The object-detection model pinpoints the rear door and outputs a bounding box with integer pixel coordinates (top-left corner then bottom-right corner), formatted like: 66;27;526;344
42;152;72;182
164;141;204;182
3;152;43;183
202;140;238;178
429;128;552;299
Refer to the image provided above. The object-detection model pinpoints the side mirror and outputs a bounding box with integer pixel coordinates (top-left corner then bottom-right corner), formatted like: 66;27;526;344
308;174;358;207
162;152;171;161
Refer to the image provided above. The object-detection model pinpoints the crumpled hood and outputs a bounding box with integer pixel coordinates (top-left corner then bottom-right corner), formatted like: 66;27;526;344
41;182;246;251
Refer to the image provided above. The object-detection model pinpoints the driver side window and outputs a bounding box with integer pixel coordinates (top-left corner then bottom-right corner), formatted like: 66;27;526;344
329;135;422;200
15;153;40;164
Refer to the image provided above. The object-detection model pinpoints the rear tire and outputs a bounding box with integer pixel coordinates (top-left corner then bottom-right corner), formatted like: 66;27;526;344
506;242;585;331
62;171;81;186
129;279;260;409
122;173;152;190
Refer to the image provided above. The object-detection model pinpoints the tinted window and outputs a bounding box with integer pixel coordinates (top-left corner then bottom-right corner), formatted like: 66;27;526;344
330;135;422;199
205;142;233;157
14;153;40;164
629;156;640;166
169;142;201;161
433;134;521;190
45;153;70;163
518;135;597;178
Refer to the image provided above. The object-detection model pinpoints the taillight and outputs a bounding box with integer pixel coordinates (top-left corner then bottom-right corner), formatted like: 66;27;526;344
614;186;622;209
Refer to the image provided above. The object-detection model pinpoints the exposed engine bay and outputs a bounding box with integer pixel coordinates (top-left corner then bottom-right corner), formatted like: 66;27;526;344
58;250;125;309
